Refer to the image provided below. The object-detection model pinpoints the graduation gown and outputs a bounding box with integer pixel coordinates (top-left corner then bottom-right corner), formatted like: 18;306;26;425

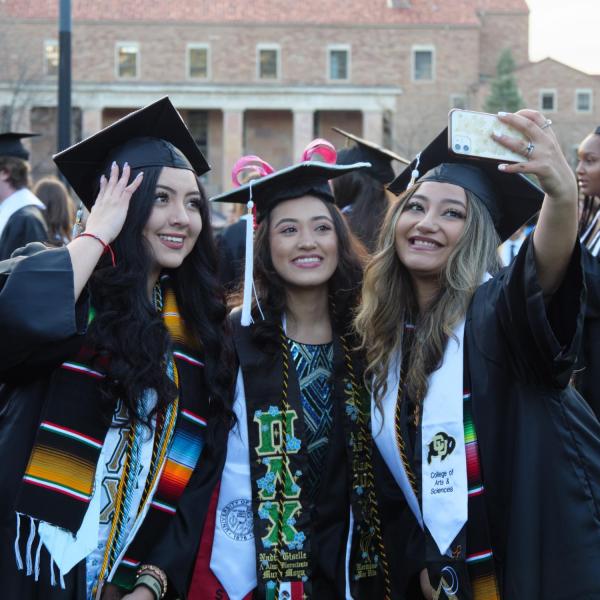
575;247;600;418
0;243;215;599
148;312;415;599
0;205;48;260
383;239;600;599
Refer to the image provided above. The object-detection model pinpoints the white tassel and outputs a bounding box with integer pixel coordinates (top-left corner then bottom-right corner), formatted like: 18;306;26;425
34;535;43;581
49;555;56;587
59;566;66;589
25;515;36;575
14;512;24;571
407;152;422;190
240;198;255;327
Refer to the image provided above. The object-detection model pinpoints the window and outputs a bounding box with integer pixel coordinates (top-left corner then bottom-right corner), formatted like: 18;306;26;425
257;45;280;80
450;95;467;110
576;89;592;113
116;43;139;78
44;40;59;77
328;45;350;81
539;89;557;112
412;46;434;82
187;44;209;80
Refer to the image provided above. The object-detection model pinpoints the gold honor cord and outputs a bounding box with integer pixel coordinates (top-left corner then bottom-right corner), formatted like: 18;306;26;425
339;333;392;600
394;383;419;499
93;359;179;594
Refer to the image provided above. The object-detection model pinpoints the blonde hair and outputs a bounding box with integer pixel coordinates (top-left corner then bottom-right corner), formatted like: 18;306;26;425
355;183;502;411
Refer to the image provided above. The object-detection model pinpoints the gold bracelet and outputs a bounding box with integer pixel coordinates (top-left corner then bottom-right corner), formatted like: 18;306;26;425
137;564;167;599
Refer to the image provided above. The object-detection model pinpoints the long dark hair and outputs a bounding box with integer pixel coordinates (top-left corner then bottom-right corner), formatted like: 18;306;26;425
230;197;367;353
88;165;233;425
332;170;391;254
33;176;75;243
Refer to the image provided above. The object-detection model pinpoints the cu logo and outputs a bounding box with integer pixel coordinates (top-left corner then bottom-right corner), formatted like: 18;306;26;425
427;431;456;464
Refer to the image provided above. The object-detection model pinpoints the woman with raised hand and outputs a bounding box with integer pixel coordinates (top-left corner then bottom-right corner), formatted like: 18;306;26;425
126;144;419;600
0;97;233;599
356;110;600;599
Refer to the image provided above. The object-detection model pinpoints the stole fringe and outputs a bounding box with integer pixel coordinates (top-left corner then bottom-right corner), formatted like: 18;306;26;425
14;512;66;589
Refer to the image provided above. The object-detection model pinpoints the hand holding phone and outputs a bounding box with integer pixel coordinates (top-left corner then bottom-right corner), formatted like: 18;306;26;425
449;109;528;163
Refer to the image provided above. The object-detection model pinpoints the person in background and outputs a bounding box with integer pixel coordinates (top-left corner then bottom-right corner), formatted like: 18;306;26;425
33;176;76;245
332;127;409;254
498;224;527;266
574;126;600;419
0;132;48;259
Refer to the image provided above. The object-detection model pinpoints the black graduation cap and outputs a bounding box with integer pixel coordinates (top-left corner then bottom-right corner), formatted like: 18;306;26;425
388;128;544;242
333;127;409;184
0;132;40;160
53;97;210;209
210;160;370;221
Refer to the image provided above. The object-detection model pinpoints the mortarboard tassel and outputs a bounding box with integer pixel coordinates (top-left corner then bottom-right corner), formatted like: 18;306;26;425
240;184;255;327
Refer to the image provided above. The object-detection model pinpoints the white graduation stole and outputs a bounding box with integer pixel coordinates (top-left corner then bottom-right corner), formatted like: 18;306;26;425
210;368;257;599
372;320;468;556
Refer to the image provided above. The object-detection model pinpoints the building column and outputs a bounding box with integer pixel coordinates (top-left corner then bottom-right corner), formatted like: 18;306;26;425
362;110;383;145
81;108;103;139
222;109;244;193
293;110;314;161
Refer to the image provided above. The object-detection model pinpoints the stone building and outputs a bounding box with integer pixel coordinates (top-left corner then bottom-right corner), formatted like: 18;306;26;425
0;0;597;197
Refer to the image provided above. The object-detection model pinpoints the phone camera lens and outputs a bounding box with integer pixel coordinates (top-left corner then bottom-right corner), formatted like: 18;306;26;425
454;143;460;151
463;145;469;152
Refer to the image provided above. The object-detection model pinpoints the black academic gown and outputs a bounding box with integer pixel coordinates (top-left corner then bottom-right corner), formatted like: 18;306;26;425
216;220;245;291
464;239;600;598
149;313;415;599
0;205;48;260
575;247;600;419
388;238;600;600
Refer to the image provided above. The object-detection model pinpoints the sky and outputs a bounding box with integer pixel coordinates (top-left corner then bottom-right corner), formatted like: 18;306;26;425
527;0;599;74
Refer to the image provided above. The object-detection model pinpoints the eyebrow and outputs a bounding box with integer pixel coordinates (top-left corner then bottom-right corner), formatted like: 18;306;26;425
156;184;200;196
273;215;333;228
412;193;466;207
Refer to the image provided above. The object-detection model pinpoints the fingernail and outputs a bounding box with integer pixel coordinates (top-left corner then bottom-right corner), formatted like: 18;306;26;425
492;129;502;138
498;163;508;171
111;161;117;168
498;111;508;117
124;161;129;168
138;171;144;177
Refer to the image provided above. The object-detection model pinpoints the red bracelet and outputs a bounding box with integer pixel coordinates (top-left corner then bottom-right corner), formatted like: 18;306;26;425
75;232;116;267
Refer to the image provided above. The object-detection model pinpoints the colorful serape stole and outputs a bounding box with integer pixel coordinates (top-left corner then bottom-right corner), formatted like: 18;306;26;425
464;390;500;600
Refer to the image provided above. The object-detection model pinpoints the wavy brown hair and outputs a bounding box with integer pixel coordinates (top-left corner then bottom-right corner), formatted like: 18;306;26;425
355;183;502;412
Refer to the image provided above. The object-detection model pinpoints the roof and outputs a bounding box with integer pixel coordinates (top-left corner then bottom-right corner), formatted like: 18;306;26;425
2;0;528;26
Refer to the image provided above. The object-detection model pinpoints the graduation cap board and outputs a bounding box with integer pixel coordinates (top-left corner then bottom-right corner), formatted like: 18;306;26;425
0;132;40;161
211;160;371;221
53;97;209;209
333;127;410;185
212;159;370;326
388;128;544;242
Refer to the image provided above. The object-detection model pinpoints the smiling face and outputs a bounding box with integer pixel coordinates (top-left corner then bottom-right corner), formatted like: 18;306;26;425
576;133;600;198
142;166;203;278
394;181;467;279
268;195;339;290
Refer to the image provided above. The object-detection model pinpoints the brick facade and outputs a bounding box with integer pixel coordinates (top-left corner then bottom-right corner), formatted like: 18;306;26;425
0;0;598;197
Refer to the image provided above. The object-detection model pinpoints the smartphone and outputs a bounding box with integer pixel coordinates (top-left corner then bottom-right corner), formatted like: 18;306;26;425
448;109;527;163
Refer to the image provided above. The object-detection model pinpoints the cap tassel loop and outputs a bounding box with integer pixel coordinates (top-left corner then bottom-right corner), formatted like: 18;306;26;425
240;183;255;327
407;152;422;190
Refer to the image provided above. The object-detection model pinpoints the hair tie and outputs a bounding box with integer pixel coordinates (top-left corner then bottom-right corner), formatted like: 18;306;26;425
301;139;337;164
231;155;274;188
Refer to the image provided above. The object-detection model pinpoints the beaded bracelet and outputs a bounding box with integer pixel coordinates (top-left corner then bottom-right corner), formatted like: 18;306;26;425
134;573;162;600
137;564;167;599
75;232;116;267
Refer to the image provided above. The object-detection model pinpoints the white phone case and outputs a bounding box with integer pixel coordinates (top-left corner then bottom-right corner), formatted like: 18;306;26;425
449;109;527;163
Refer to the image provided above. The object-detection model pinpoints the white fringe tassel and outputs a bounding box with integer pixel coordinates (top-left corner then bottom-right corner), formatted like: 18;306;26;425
240;200;255;327
34;535;43;582
14;512;24;571
25;515;36;575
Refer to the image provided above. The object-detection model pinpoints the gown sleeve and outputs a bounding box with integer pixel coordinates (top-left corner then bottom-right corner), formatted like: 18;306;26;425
0;243;89;375
486;235;584;388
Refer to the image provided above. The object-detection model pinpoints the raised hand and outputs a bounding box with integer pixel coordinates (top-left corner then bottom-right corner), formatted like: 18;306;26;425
85;161;144;244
